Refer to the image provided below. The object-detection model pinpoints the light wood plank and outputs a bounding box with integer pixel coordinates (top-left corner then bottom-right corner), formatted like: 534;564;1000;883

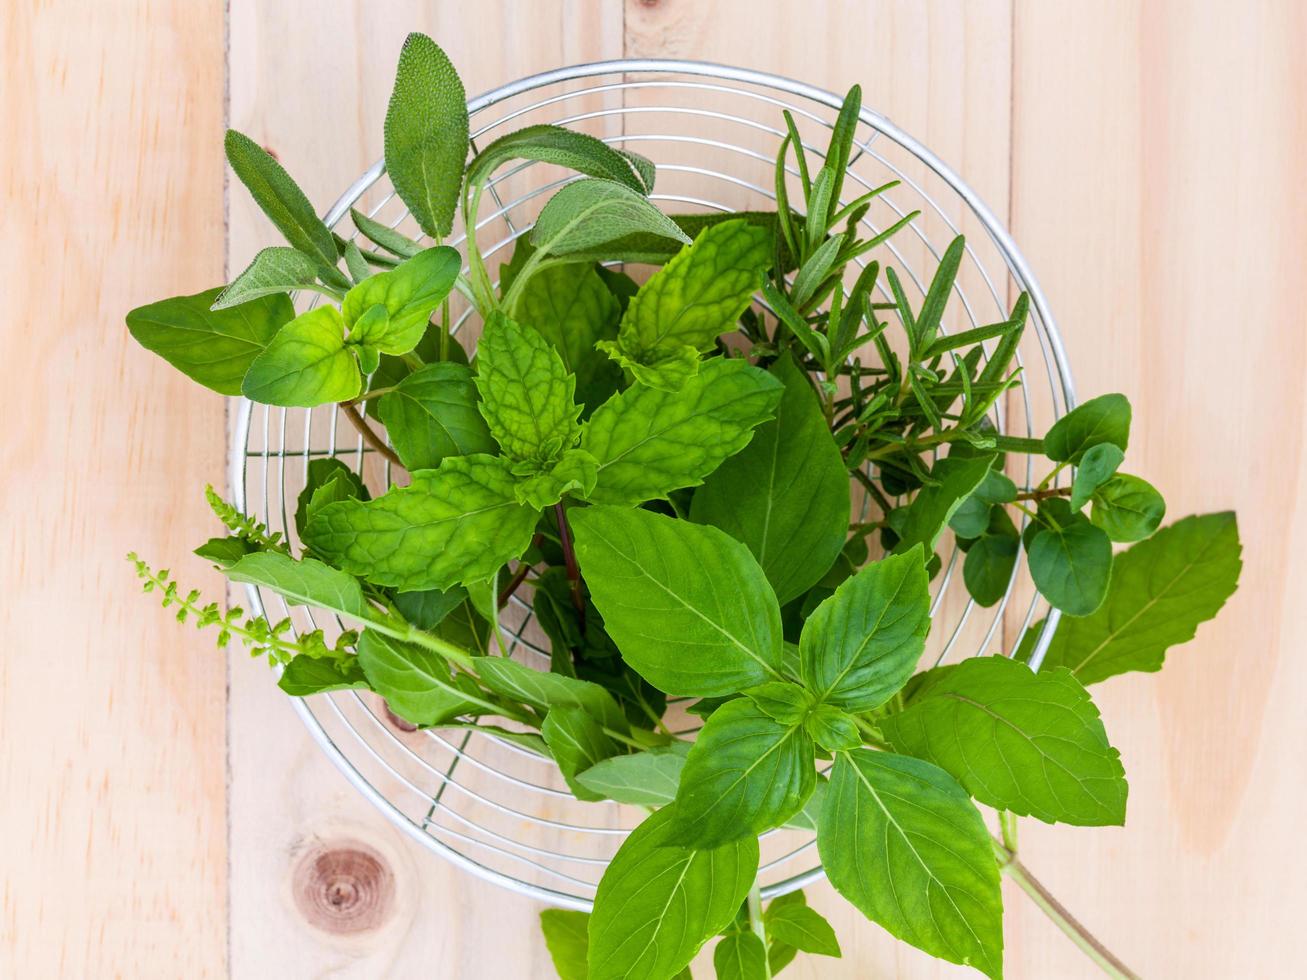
0;1;229;976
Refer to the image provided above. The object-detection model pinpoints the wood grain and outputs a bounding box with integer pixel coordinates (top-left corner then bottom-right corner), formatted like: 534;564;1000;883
0;1;229;977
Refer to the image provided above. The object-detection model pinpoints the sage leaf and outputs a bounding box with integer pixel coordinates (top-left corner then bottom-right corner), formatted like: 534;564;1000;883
241;305;362;407
383;33;467;239
575;743;691;805
466;123;648;194
539;909;590;980
350;208;422;259
303;455;538;591
342;240;370;283
571;505;785;697
376;362;495;470
293;458;369;538
1070;443;1124;510
798;548;931;712
669;699;815;846
588;806;758;980
341;246;461;354
818;750;1003;979
1044;393;1131;464
213;247;320;309
691;354;850;604
713;932;768;980
126;288;293;396
542;705;623;801
1090;473;1166;542
882;655;1127;825
356;630;480;726
581;357;783;506
277;654;370;697
530;178;690;257
1027;512;1241;683
892;454;997;556
474;313;581;465
1026;499;1113;616
764;902;841;958
224;129;339;272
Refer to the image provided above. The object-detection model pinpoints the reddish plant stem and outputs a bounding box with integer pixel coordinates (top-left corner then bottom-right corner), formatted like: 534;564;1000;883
340;402;403;468
498;535;543;609
1014;485;1073;503
553;503;586;627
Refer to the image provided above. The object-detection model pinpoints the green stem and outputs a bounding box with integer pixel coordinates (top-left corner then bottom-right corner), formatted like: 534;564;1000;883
746;882;772;979
602;727;656;752
1000;810;1019;853
350;385;395;404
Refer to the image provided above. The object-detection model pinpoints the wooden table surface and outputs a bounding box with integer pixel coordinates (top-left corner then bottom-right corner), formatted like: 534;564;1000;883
5;1;1305;976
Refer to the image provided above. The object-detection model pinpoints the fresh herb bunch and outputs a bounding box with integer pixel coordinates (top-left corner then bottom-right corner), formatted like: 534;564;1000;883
127;34;1241;980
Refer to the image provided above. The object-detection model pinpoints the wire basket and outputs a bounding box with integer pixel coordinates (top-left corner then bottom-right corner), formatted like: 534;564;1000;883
231;59;1074;911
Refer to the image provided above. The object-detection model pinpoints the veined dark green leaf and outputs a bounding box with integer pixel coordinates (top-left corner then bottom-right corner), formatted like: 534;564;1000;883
571;505;784;697
302;454;538;591
126;288;293;396
466;123;647;193
539;909;590;980
669;699;815;846
224;129;339;272
1090;473;1166;542
949;468;1017;540
963;509;1021;608
542;705;623;801
356;630;480;726
691;354;850;604
1026;499;1113;616
892;453;996;556
241;305;361;407
377;362;495;470
1044;393;1131;464
392;586;467;632
293;458;369;538
213;247;320;310
588;806;758;980
575;743;691;805
514;448;598;509
882;655;1127;825
714;932;768;980
383;33;468;238
1027;512;1241;684
581;357;783;505
1070;443;1124;510
818;750;1003;979
799;548;930;712
530;178;690;257
277;654;370;697
474;313;581;464
341;246;461;354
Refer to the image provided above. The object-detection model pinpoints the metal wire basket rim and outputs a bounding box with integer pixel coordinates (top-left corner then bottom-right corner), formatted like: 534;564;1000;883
229;57;1076;911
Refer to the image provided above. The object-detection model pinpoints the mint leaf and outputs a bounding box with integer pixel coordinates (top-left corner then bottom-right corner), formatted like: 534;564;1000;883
714;932;768;980
669;699;815;846
514;448;598;509
377;362;495;470
467;124;647;194
224;129;339;273
588;806;758;980
1070;443;1124;510
383;33;467;239
764;903;841;958
691;354;850;604
799;548;930;712
819;750;1003;979
126;288;292;396
1029;512;1241;684
541;705;623;801
882;655;1127;825
581;357;783;506
892;454;996;556
356;630;480;726
241;305;361;406
1027;499;1113;616
278;654;369;697
574;743;691;805
293;458;369;538
571;506;784;697
595;340;702;392
539;909;590;980
1090;473;1166;542
530;178;690;257
1044;393;1131;464
214;247;320;310
341;246;461;354
474;313;581;465
303;455;538;591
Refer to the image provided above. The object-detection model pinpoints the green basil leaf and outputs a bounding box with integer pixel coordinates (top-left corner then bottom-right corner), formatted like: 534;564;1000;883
241;305;361;407
819;750;1003;979
588;806;758;980
572;505;785;697
377;362;495;470
223;551;378;625
669;699;815;846
949;468;1017;539
383;33;467;239
691;354;850;604
214;247;321;310
277;654;370;697
1044;393;1131;464
892;454;997;556
744;681;813;726
350;208;422;259
356;630;480;726
581;357;784;506
575;743;691;805
963;514;1021;607
1090;473;1166;542
882;655;1127;825
541;705;623;801
798;548;931;712
293;458;369;538
302;455;538;591
126;288;293;396
392;586;467;632
466;123;647;193
474;656;627;732
194;536;255;568
1070;443;1125;510
474;313;581;465
713;932;768;980
530;178;690;257
539;909;590;980
1028;512;1241;683
340;246;461;355
1026;499;1113;615
764;903;841;958
224;129;339;272
804;703;861;752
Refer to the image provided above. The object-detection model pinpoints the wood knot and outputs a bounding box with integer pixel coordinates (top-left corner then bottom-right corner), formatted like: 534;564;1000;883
292;842;394;934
